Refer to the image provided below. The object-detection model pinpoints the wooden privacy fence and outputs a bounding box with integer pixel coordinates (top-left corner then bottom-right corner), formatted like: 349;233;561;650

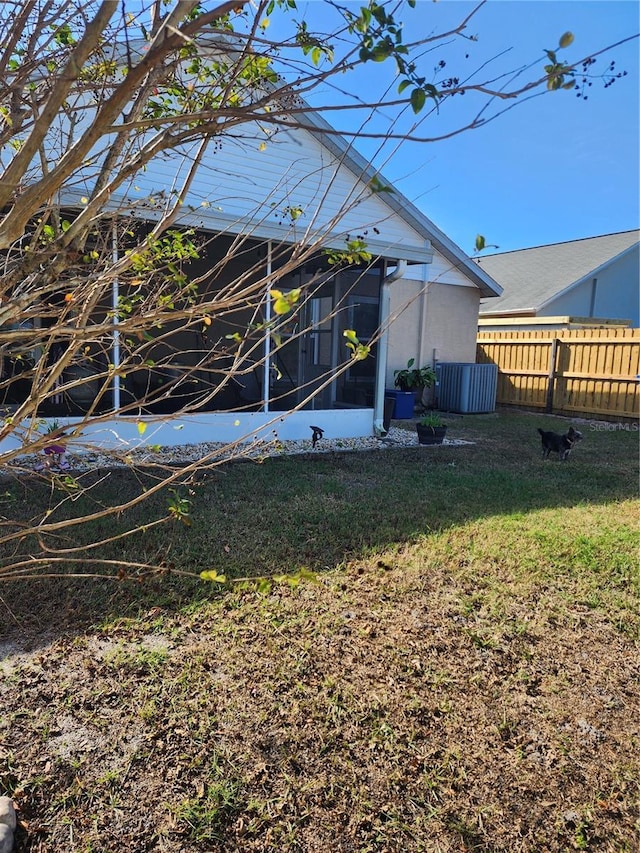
476;328;640;420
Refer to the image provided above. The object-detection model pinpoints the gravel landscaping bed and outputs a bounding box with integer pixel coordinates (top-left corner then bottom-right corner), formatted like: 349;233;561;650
10;426;473;472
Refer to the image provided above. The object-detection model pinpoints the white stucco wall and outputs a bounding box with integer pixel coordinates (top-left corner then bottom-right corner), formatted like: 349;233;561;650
387;278;482;388
423;283;482;362
0;409;376;456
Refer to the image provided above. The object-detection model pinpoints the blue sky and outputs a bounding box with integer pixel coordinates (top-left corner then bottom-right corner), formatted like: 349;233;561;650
281;0;640;255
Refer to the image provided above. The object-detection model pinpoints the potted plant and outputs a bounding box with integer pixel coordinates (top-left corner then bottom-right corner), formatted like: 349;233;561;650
394;359;436;393
35;420;69;471
389;359;437;418
416;412;447;445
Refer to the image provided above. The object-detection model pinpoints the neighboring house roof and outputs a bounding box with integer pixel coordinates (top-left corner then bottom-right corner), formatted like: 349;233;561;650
475;230;640;315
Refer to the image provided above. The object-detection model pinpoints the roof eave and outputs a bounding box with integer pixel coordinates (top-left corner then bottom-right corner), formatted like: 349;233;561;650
102;37;502;295
58;189;435;264
296;111;503;299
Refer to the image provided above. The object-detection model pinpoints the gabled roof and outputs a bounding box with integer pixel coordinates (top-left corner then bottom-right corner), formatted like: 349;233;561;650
476;230;640;315
186;36;502;296
298;109;502;298
43;34;502;298
77;36;502;299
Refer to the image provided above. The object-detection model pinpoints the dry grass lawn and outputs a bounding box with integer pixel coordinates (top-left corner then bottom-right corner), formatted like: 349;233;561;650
0;412;638;852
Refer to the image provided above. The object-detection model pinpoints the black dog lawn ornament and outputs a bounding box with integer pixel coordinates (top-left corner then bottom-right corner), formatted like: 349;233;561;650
310;426;324;448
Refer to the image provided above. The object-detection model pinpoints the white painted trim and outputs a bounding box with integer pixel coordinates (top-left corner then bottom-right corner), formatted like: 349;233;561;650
58;188;434;265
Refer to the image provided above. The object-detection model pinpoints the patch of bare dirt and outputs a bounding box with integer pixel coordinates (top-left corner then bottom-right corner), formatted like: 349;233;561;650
1;561;638;852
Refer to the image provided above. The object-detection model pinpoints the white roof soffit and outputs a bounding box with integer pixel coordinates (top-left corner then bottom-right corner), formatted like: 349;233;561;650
59;189;434;265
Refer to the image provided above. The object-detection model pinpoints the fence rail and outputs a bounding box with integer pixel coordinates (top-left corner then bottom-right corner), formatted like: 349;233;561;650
476;328;640;420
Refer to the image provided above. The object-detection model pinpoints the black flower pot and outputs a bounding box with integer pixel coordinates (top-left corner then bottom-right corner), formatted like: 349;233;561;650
416;424;447;445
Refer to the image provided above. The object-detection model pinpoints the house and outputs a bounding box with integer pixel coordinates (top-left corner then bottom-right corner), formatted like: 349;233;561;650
476;230;640;331
1;46;502;454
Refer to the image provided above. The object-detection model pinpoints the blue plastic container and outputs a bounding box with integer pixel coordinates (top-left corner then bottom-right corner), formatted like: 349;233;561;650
385;390;415;419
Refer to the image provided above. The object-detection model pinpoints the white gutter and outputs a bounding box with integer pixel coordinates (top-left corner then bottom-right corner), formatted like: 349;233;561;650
373;260;407;436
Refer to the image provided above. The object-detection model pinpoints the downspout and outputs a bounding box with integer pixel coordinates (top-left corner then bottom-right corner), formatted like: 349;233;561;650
373;260;407;436
417;265;430;407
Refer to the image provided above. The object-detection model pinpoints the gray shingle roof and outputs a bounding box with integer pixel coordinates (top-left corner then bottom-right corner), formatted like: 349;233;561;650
475;230;640;314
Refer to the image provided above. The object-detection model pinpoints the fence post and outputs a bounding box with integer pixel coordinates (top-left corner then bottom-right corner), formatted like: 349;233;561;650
545;338;559;413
